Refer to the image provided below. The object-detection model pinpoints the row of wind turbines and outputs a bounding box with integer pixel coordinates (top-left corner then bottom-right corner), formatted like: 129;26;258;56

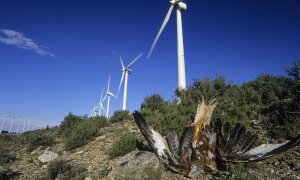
90;0;188;118
0;114;47;134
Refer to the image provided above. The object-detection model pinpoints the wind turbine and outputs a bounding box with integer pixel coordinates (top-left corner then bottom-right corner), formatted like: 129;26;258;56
22;120;26;133
16;119;21;134
97;89;106;116
90;105;98;117
105;75;117;118
9;117;14;134
1;114;6;132
117;53;143;110
147;0;187;90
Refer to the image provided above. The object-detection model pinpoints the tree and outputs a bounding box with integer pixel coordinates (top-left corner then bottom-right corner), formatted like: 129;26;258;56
141;94;165;111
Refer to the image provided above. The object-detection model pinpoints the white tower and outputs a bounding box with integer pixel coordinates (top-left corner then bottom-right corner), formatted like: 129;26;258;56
147;0;187;90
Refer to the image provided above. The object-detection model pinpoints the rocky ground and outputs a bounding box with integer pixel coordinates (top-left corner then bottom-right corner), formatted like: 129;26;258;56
0;120;299;180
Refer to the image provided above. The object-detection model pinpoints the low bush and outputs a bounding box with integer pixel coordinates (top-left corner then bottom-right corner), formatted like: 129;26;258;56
48;159;67;179
28;135;55;152
110;110;131;124
99;165;110;177
47;159;86;180
0;149;16;164
107;133;137;159
141;93;165;111
64;119;99;151
58;113;84;135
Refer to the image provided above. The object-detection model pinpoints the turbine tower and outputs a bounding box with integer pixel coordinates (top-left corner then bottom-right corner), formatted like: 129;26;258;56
105;75;117;118
147;0;187;90
117;53;143;110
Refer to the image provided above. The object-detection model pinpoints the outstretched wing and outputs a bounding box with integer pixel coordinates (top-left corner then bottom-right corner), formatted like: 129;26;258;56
216;122;300;162
132;111;181;169
241;135;300;161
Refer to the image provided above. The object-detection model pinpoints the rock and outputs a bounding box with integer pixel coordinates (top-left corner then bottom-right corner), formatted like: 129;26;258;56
75;151;84;155
37;150;59;163
111;150;162;179
251;119;260;125
85;177;92;180
87;165;93;172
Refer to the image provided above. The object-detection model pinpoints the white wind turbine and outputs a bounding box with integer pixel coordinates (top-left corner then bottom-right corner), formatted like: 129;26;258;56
22;120;26;133
117;53;143;111
16;119;21;134
105;75;117;118
9;117;14;134
97;89;106;116
1;114;7;132
147;0;187;90
90;105;98;117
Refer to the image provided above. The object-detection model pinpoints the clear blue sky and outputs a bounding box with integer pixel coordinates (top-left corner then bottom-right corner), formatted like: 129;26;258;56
1;0;299;126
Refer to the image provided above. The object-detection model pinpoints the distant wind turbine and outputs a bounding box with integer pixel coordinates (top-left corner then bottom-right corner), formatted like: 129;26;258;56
147;0;187;90
105;75;117;118
90;105;98;117
9;117;14;134
16;119;21;134
1;114;7;132
98;89;106;116
22;121;26;133
117;53;143;110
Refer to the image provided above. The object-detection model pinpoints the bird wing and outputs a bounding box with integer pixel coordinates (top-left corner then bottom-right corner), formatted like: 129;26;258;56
133;111;182;169
216;121;300;162
166;131;180;160
241;135;300;161
179;126;194;167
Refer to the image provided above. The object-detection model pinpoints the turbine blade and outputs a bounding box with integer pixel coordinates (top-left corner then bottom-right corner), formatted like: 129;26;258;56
126;52;143;69
111;93;118;99
120;56;125;69
117;71;125;96
99;89;104;103
147;5;174;59
100;104;106;111
102;94;107;102
107;75;111;93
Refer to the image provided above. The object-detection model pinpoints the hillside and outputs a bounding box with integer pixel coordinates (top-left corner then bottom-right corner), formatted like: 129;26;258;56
0;118;299;180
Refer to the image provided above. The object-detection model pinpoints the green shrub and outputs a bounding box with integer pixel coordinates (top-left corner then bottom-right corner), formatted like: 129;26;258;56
48;159;68;179
93;115;109;127
141;93;165;111
0;149;16;164
110;110;131;124
107;133;137;159
64;119;99;151
47;159;86;180
28;135;55;152
59;113;84;135
99;165;110;177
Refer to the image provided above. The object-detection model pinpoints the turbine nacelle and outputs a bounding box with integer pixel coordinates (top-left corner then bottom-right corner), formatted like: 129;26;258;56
123;68;132;74
170;0;187;11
